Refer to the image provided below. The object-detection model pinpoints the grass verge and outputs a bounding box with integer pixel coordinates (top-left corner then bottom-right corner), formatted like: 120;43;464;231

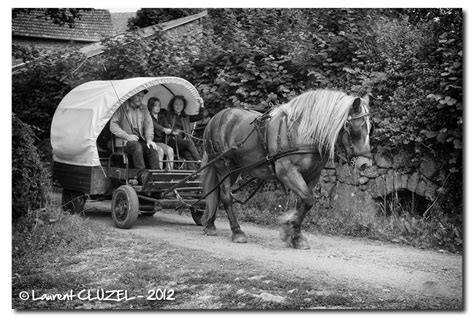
234;189;462;253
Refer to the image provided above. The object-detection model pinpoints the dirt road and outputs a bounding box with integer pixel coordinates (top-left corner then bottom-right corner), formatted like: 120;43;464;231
85;200;463;309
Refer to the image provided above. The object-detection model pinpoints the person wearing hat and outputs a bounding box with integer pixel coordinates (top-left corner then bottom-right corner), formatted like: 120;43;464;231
110;89;162;182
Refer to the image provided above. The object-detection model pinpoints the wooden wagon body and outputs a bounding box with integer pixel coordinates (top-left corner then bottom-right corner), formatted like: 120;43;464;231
51;77;205;228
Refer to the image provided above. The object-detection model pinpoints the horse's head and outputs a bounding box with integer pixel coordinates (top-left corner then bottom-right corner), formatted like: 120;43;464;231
340;94;374;170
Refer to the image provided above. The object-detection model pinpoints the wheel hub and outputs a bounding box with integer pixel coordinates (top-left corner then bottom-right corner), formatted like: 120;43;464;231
115;194;129;221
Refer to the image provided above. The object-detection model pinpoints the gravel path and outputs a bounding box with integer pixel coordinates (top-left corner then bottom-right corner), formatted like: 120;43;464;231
85;200;463;309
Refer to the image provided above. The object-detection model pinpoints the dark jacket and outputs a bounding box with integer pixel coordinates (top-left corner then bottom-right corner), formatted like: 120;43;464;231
166;107;204;139
150;109;170;143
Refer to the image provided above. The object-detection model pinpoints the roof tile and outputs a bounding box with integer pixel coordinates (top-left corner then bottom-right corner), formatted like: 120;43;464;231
12;9;115;42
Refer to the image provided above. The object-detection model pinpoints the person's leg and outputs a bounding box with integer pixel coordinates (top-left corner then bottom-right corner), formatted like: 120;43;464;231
175;138;197;169
155;144;165;169
166;145;174;170
142;140;161;170
181;150;196;170
155;142;171;170
186;140;201;161
157;143;175;170
176;138;200;160
124;141;145;169
125;141;147;182
167;137;180;160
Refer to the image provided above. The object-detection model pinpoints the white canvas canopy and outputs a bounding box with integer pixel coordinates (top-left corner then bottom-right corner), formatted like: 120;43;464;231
51;77;202;167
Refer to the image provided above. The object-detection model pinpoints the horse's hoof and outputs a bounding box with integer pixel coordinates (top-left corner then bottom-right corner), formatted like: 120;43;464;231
203;226;217;236
292;235;310;250
232;232;247;243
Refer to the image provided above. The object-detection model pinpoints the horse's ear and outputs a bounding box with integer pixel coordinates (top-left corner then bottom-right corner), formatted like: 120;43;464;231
361;94;370;106
352;98;361;114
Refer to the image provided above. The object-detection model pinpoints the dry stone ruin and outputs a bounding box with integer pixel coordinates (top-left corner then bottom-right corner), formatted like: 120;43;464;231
318;149;443;219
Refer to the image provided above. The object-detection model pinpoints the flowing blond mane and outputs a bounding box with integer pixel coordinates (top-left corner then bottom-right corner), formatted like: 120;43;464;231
272;89;355;161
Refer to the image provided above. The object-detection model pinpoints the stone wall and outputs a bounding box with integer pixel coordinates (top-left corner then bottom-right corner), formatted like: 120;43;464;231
318;150;442;217
78;11;206;59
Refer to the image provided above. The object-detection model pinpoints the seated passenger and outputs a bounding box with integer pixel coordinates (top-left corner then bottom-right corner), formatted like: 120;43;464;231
166;96;204;170
110;90;162;182
147;97;175;170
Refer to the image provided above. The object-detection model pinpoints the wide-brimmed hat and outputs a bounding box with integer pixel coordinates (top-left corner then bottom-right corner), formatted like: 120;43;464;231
133;89;148;96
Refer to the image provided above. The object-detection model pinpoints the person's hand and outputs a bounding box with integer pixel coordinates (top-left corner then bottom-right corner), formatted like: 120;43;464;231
127;135;139;142
197;97;204;108
164;128;172;135
147;140;158;150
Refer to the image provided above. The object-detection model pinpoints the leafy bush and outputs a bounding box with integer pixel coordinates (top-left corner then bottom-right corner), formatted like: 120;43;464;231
367;10;462;216
12;115;51;220
12;50;81;139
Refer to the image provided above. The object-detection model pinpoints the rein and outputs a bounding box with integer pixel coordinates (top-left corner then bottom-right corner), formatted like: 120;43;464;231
183;106;373;208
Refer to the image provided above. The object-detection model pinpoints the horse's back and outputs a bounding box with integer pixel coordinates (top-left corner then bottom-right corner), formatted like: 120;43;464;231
207;108;260;129
204;108;260;152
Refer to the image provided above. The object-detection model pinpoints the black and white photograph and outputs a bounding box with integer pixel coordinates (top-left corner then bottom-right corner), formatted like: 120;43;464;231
10;3;465;312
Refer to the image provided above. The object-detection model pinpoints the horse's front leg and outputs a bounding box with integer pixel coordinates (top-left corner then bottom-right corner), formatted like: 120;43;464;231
276;167;316;249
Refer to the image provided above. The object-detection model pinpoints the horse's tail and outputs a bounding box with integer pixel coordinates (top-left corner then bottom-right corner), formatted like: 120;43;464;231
201;151;219;226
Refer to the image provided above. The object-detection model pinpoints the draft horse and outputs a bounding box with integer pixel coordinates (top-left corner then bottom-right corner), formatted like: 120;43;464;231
201;89;373;249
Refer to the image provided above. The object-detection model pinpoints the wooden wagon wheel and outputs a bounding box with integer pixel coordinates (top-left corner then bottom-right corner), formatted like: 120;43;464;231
111;185;139;229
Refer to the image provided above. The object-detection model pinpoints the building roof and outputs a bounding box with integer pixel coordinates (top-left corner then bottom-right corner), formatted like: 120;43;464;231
80;10;207;57
12;9;115;42
12;10;207;73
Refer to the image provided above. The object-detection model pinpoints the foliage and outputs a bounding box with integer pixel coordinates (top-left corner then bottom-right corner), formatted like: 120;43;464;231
12;49;83;139
127;8;202;30
366;10;462;215
12;44;40;63
12;115;51;221
11;8;462;242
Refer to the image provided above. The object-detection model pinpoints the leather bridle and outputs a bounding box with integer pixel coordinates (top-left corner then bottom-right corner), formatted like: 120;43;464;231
343;112;373;161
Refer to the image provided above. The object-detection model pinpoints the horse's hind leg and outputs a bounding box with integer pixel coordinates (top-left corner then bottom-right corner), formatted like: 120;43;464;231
220;172;247;243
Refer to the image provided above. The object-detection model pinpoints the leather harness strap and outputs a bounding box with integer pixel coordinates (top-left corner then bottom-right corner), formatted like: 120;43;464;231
184;108;373;209
251;111;320;175
343;112;373;160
